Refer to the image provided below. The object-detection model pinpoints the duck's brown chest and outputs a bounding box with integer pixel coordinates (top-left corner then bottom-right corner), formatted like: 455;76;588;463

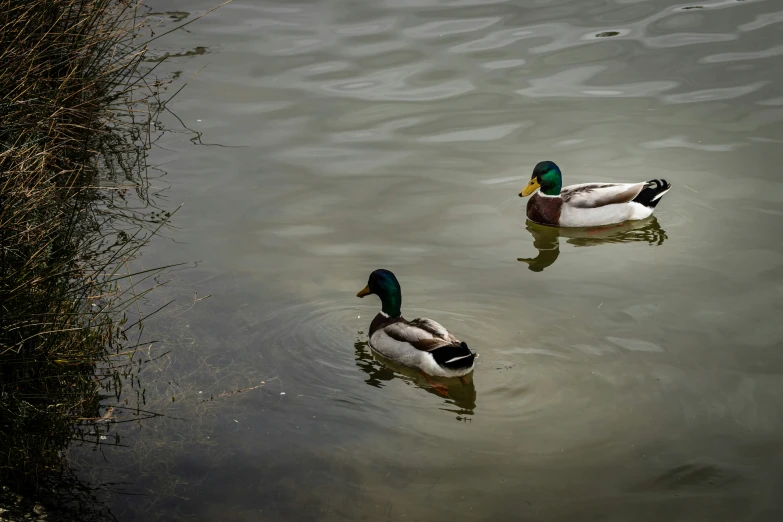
526;193;562;226
369;313;402;337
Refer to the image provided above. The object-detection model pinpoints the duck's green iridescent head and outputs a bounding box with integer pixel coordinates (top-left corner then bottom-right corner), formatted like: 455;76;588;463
357;269;402;317
520;161;562;197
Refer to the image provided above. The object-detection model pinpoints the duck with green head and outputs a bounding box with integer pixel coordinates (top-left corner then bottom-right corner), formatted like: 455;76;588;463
519;160;672;227
357;269;476;389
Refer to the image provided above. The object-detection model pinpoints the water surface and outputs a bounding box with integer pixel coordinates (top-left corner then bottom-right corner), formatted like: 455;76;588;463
75;0;783;520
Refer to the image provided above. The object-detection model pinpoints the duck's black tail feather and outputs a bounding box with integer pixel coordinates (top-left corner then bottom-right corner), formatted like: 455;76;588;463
432;342;476;371
633;179;671;208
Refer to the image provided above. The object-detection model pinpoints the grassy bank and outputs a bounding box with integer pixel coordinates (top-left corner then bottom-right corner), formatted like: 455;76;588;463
0;0;170;497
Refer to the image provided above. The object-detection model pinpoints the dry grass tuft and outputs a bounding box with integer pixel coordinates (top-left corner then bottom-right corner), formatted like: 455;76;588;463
0;0;174;493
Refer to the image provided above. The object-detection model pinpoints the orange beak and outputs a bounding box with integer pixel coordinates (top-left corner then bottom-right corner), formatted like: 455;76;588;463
520;178;540;197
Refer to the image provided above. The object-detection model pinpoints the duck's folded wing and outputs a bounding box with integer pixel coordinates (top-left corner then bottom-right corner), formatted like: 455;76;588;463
561;182;647;209
407;318;459;342
383;320;457;351
383;320;475;368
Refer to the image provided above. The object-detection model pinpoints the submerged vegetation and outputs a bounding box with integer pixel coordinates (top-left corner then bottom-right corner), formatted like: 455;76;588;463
0;0;175;503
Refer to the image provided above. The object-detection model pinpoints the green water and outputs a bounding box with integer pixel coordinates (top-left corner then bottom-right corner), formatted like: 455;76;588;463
74;0;783;520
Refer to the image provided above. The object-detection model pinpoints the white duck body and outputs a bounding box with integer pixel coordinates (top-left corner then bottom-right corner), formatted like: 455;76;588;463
527;180;672;228
558;182;654;227
368;313;475;378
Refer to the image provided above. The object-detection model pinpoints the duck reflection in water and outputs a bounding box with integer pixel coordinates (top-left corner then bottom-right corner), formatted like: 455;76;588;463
518;217;668;272
354;340;477;419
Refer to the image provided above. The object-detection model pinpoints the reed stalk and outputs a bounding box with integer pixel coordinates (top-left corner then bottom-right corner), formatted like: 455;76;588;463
0;0;173;498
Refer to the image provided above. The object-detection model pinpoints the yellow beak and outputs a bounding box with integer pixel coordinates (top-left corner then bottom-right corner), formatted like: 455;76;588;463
520;178;540;197
356;285;371;298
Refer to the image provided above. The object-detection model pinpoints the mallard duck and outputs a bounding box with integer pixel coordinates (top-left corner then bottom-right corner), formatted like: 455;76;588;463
519;161;672;227
356;270;476;387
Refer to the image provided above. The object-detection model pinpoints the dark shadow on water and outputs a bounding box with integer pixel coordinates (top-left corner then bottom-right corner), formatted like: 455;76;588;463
0;468;125;522
630;461;740;492
518;217;668;272
354;341;477;421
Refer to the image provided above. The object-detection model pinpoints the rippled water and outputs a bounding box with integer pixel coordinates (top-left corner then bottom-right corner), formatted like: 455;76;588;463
74;0;783;520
